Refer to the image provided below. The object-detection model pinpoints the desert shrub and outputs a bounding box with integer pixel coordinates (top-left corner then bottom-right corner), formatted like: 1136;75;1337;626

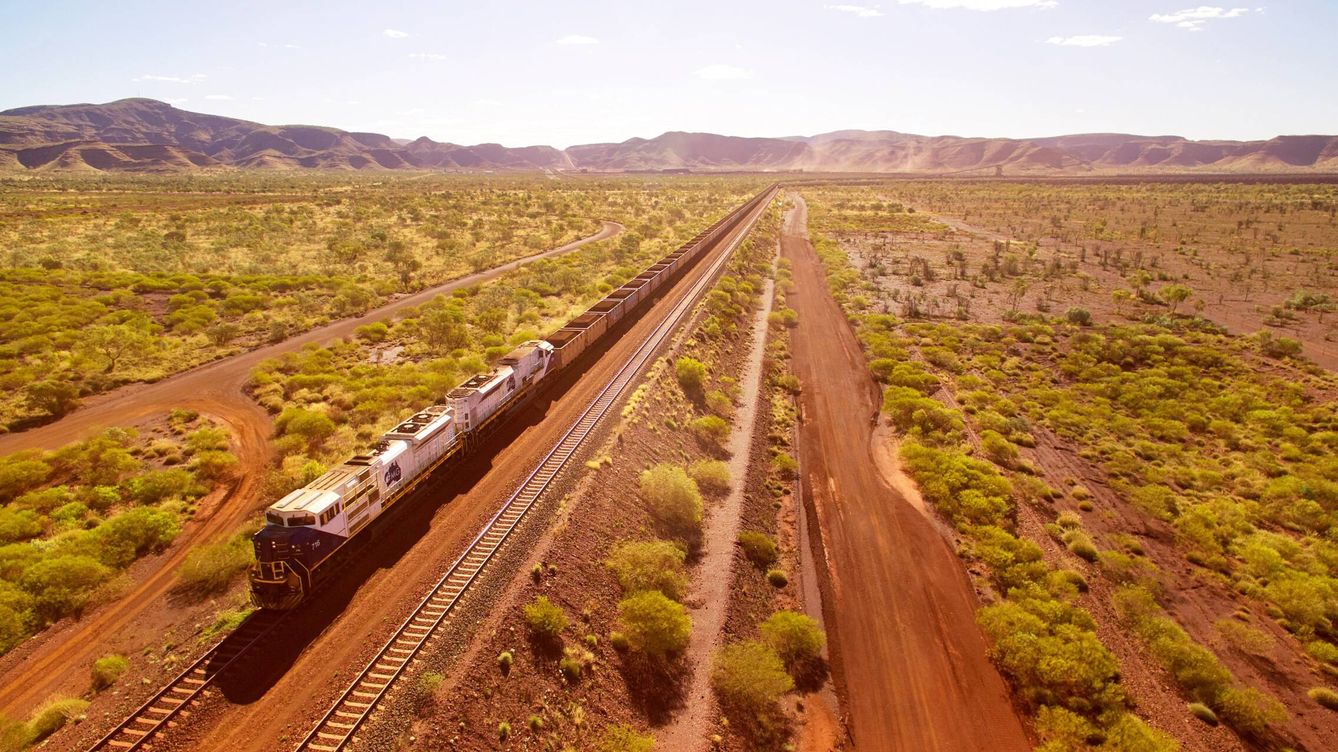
1066;536;1099;563
1213;619;1273;657
605;540;688;601
497;721;511;741
882;388;963;444
980;430;1020;467
737;531;778;567
90;507;180;568
688;460;731;493
190;450;238;482
355;322;389;342
125;468;199;505
21;555;112;623
0;456;52;503
900;442;1012;529
1215;686;1288;735
977;595;1123;717
177;534;254;594
27;696;88;742
639;464;703;541
1100;712;1180;751
711;641;794;713
675;357;707;394
705;389;734;417
596;723;655;752
0;509;43;545
766;569;789;588
523;596;568;639
416;671;443;701
1064;308;1093;326
275;407;337;447
497;650;513;674
90;654;129;691
771;452;798;479
617;590;691;660
760;610;826;670
690;415;730;445
1187;702;1219;726
1309;686;1338;711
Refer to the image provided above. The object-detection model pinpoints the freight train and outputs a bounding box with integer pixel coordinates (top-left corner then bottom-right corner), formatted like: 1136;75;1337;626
249;187;774;609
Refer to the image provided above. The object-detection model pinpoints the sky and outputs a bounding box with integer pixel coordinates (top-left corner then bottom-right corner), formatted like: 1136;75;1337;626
1;1;1335;147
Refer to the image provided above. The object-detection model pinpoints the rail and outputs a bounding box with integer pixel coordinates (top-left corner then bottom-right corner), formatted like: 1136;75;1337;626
85;611;285;751
294;187;776;751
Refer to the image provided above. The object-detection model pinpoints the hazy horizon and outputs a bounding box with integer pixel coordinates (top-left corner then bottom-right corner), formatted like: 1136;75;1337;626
3;1;1336;148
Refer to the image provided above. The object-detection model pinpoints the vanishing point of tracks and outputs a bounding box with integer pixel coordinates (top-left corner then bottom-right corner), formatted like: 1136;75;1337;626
83;191;773;752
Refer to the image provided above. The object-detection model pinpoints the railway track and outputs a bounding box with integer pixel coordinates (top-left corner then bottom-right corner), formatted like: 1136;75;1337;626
293;189;775;752
78;189;772;752
87;611;286;751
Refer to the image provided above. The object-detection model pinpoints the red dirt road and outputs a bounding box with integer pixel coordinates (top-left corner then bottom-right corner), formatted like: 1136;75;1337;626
783;195;1031;752
0;222;621;720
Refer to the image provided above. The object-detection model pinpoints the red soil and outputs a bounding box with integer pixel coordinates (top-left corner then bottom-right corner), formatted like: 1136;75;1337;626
783;195;1032;751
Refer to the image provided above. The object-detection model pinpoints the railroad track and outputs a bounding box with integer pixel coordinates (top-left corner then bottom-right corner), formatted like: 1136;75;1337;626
294;189;776;752
87;610;286;751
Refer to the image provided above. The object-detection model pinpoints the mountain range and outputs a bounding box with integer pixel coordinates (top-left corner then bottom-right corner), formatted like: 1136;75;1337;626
2;98;1336;174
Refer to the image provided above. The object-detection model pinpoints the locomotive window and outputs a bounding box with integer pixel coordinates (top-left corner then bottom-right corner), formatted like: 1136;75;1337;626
288;514;316;527
266;511;284;526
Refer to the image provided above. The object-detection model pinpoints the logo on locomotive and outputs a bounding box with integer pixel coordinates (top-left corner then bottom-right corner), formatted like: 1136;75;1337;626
385;462;403;485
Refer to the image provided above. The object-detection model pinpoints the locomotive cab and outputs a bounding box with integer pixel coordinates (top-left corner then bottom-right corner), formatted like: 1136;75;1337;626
249;493;347;609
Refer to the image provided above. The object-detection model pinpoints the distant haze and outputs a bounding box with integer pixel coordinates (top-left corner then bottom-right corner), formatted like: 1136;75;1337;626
2;99;1335;174
1;1;1335;146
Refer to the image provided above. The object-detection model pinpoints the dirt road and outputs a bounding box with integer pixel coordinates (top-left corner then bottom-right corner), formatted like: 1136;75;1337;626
50;201;770;752
0;221;621;720
783;195;1031;751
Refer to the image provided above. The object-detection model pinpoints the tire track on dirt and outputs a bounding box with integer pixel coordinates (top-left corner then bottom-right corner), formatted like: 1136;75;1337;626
782;194;1031;752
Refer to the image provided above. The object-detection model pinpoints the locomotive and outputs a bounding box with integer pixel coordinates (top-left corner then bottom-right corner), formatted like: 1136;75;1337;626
249;186;775;609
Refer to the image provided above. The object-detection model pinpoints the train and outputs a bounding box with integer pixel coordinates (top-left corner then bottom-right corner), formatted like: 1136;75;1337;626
249;187;775;609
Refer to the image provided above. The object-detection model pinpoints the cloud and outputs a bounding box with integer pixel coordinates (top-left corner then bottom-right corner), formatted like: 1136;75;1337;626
383;28;409;38
409;52;447;61
826;4;884;17
695;64;753;80
205;94;234;101
895;0;1058;9
556;34;599;45
132;74;200;84
258;42;303;49
1047;34;1122;46
1149;6;1249;30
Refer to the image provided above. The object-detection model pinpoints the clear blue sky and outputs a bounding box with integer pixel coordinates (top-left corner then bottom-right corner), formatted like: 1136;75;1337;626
2;1;1334;146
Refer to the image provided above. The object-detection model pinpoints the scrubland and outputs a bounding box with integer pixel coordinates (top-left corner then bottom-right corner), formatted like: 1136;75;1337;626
0;174;758;668
804;181;1338;751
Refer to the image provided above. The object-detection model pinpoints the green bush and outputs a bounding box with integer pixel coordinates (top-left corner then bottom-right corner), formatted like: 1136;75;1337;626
705;390;734;417
617;590;691;660
27;696;88;743
1309;686;1338;711
675;357;707;394
737;531;778;567
275;407;337;447
711;641;794;712
177;535;254;594
639;464;703;541
1188;702;1219;726
760;610;826;670
91;654;129;691
21;555;112;624
605;540;688;601
596;722;655;752
766;569;789;588
688;460;731;493
900;442;1012;529
771;452;798;479
523;596;568;639
1215;686;1288;735
690;415;730;445
497;650;514;674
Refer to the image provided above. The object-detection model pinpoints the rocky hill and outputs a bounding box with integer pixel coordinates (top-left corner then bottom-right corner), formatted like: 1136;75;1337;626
2;98;1335;174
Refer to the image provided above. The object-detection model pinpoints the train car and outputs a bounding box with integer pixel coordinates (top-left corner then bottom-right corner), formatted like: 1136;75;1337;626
249;187;775;610
250;342;551;609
